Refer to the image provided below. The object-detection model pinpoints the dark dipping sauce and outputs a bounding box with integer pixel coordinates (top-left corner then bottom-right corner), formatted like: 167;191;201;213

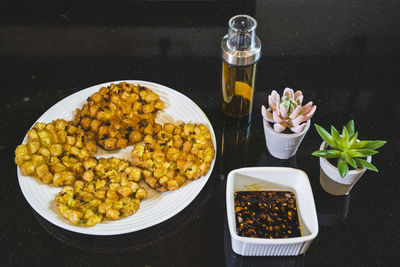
234;191;301;239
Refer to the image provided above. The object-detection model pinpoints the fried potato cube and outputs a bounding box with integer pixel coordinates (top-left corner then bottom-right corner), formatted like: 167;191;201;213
44;123;55;133
96;179;107;190
116;138;128;149
75;135;84;148
143;135;155;145
89;119;101;132
165;147;180;162
53;171;75;186
91;92;102;103
27;129;39;141
145;176;157;189
204;147;215;162
106;209;120;220
55;119;67;130
98;201;112;214
49;144;62;156
85;141;97;153
167;180;179;191
40;137;52;147
153;123;162;133
86;215;103;226
74;180;84;192
95;190;106;200
143;125;154;136
95;163;107;176
31;154;45;166
66;136;76;146
182;141;193;152
185;164;200;180
112;200;123;210
183;124;195;136
35;122;46;131
59;206;83;225
88;105;99;117
175;174;186;186
77;191;93;202
173;136;183;148
36;164;51;180
57;130;67;143
106;190;119;201
15;144;31;163
27;141;40;154
128;131;142;144
50;162;68;173
83;170;94;182
142;104;155;113
153;168;167;179
37;147;50;158
80;117;92;130
66;125;78;135
199;162;211;175
135;188;147;200
118;186;134;198
20;161;35;176
104;138;117;150
109;183;121;191
78;149;90;160
126;166;141;182
41;171;53;184
70;146;80;157
164;123;175;133
158;176;168;186
155;100;164;110
157;130;172;141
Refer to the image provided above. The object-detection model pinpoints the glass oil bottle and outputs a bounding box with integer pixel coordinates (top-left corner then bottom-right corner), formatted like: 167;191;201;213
221;15;261;124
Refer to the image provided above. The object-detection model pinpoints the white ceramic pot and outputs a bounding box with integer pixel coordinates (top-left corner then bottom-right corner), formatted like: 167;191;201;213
319;141;372;195
262;116;310;159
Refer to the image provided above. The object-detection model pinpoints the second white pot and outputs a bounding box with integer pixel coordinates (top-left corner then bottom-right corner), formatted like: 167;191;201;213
262;118;310;159
319;141;372;195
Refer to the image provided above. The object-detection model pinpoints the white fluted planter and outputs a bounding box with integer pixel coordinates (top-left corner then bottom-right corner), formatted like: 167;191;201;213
262;116;310;159
319;141;372;195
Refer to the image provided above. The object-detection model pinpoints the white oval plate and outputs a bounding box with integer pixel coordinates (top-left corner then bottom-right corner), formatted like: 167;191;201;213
17;80;216;235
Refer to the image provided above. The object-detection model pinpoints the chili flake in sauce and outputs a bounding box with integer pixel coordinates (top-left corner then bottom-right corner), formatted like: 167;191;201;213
234;191;301;238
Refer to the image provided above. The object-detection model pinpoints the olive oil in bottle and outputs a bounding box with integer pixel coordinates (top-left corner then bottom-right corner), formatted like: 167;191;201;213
221;15;261;123
221;61;257;118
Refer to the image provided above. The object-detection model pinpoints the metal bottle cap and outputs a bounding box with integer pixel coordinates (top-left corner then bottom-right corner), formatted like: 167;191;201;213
221;15;261;66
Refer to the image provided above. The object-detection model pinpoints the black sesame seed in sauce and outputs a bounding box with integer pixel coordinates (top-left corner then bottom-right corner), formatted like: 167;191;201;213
234;191;301;239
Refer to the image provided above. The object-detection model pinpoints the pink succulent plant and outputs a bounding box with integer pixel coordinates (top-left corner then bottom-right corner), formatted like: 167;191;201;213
262;88;316;133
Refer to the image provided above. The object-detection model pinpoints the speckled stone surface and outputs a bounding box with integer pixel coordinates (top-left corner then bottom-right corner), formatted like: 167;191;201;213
1;1;399;266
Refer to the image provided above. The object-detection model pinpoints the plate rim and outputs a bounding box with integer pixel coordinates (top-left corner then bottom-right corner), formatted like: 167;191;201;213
17;80;217;235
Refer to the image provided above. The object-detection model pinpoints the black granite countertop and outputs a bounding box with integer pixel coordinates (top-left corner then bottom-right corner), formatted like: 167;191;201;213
1;1;399;266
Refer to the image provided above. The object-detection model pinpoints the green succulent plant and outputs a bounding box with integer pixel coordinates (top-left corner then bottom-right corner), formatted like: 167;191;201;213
312;120;386;178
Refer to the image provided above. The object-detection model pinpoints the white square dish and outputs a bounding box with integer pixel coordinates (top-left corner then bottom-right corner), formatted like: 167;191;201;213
226;167;319;256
